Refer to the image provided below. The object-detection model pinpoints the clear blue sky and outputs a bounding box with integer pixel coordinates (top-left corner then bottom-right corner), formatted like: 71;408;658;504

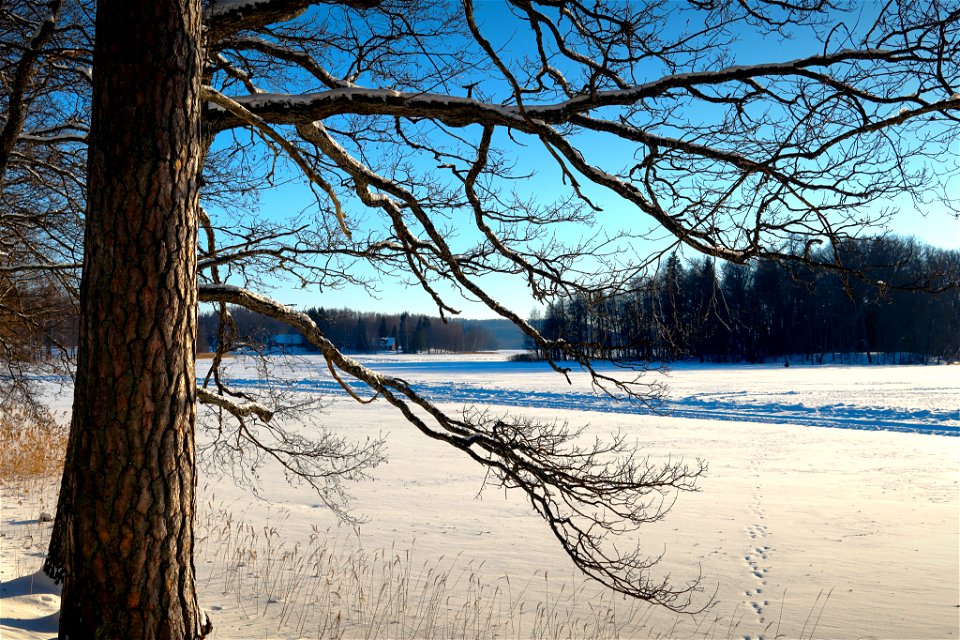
212;2;960;320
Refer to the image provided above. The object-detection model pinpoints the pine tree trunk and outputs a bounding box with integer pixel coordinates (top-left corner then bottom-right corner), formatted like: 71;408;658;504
44;1;209;637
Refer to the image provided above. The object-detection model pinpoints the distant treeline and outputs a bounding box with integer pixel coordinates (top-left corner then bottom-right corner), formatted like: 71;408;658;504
196;237;957;362
531;236;959;364
197;306;524;354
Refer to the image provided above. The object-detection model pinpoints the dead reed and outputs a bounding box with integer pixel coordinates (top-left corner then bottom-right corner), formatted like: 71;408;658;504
194;498;717;639
0;400;66;483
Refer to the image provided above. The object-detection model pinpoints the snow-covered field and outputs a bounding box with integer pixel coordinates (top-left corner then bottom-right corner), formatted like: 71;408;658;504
2;354;958;639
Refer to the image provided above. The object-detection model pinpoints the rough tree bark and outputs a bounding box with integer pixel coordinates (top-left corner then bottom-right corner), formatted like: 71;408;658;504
42;1;210;637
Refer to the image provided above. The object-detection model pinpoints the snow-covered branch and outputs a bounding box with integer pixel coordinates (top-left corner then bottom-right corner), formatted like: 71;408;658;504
205;0;381;41
197;387;274;422
206;48;955;132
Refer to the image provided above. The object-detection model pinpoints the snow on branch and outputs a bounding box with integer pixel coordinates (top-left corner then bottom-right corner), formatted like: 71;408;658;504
197;387;274;422
216;35;356;90
0;262;81;273
205;0;381;42
205;47;936;133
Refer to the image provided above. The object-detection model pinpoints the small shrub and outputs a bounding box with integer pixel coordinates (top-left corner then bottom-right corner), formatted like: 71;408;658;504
507;351;544;363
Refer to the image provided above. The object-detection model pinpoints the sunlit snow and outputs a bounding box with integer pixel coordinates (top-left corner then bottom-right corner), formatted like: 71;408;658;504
2;354;957;639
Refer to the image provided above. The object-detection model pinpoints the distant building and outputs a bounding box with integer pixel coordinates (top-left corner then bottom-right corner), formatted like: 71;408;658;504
377;336;397;351
270;333;306;353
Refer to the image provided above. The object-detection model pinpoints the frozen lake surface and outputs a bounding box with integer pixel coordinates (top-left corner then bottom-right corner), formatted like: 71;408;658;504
226;355;958;436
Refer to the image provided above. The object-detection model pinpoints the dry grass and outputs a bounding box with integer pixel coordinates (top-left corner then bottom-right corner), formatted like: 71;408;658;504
192;499;832;640
194;500;695;640
0;401;67;483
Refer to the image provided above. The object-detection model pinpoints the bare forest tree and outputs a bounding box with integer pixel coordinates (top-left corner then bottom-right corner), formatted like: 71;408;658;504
1;0;957;637
0;0;85;411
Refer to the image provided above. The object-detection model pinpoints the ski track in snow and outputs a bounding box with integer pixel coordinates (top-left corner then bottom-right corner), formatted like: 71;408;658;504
220;375;958;437
34;361;957;436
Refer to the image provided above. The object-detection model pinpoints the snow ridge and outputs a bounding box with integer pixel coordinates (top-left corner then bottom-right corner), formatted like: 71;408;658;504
220;375;958;437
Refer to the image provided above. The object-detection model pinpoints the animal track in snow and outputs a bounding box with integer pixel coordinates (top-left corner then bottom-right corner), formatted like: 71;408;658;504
742;453;773;627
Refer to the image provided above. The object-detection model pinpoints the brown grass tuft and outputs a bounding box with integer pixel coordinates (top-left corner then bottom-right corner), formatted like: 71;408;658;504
0;401;67;482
